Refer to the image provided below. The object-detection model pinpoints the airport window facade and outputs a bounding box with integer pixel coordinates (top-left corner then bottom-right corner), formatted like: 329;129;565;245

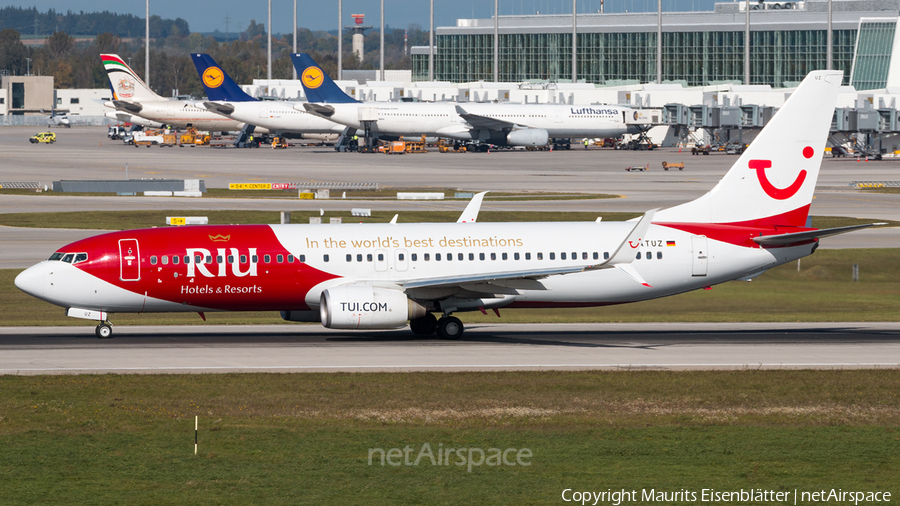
851;21;897;90
414;29;856;87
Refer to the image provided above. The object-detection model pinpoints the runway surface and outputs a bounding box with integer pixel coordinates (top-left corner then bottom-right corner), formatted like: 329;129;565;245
1;322;897;374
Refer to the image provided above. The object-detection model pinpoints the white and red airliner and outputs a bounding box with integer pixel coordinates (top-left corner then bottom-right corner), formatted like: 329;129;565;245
15;71;876;338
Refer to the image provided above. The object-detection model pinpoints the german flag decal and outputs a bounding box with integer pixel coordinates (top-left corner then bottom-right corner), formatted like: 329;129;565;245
666;241;676;247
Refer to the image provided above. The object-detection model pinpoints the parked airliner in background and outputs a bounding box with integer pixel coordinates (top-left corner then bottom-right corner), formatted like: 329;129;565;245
188;53;349;140
291;53;639;147
16;71;878;339
100;54;269;134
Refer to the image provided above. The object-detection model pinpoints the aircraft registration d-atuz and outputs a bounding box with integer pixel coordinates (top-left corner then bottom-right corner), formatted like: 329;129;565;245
15;70;879;339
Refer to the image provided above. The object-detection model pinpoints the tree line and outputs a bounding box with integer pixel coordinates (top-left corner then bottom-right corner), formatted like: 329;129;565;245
0;8;429;98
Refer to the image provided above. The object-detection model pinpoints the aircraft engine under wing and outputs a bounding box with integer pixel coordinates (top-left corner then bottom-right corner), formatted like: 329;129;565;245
455;105;548;146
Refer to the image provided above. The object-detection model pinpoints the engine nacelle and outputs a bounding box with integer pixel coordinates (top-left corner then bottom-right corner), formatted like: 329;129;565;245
320;286;427;329
506;128;549;147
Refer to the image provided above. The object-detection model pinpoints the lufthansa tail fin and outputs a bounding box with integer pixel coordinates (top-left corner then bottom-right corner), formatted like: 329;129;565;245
190;54;257;102
654;70;843;227
290;53;359;104
100;54;162;102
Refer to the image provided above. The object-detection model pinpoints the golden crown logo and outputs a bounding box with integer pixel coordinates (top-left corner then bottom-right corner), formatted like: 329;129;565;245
209;234;231;242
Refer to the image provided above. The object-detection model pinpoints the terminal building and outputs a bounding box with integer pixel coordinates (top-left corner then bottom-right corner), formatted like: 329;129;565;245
411;0;900;89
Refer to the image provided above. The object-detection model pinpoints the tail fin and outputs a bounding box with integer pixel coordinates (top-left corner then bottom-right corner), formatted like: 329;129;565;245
100;54;161;102
190;54;257;102
290;53;359;104
654;70;843;227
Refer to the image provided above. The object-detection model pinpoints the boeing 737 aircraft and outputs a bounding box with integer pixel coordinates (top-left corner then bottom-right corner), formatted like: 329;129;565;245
188;53;349;139
291;53;639;147
16;71;877;339
101;54;269;133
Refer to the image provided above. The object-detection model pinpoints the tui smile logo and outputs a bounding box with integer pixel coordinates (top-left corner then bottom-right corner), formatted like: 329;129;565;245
202;67;225;88
302;66;325;89
748;147;813;200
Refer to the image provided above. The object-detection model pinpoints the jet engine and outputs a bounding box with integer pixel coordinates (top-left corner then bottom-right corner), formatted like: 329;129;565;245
320;286;427;329
506;128;549;147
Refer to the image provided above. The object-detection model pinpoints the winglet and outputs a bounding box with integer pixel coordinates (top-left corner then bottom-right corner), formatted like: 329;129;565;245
457;191;489;223
607;209;657;265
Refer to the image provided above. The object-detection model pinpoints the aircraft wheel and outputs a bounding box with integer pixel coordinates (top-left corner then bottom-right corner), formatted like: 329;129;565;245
410;313;438;335
95;323;113;339
436;316;464;340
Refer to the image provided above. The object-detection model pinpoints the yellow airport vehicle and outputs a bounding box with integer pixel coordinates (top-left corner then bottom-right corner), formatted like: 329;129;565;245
29;132;56;144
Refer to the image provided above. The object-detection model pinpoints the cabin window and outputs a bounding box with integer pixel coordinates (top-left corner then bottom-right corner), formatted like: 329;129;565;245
264;254;271;263
572;252;578;260
604;252;610;260
469;253;475;261
227;255;234;263
206;255;212;264
299;255;306;263
74;253;88;264
411;253;417;261
277;254;284;263
514;252;520;260
593;252;599;260
150;256;158;265
251;255;258;263
287;254;293;263
436;253;442;261
324;254;330;262
526;252;532;260
161;255;168;265
194;255;203;264
377;253;384;262
424;253;430;261
457;253;463;261
560;252;566;260
645;251;651;260
173;255;180;265
479;253;485;261
357;254;363;262
537;253;543;260
502;253;507;260
240;255;247;264
346;254;352;262
398;253;405;261
582;252;588;260
636;252;642;260
550;252;556;260
367;254;373;262
491;253;497;260
657;251;663;260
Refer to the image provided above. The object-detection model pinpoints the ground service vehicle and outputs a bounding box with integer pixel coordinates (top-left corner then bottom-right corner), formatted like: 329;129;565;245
29;132;56;144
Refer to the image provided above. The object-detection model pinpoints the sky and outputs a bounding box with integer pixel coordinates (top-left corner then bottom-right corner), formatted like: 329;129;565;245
0;0;720;34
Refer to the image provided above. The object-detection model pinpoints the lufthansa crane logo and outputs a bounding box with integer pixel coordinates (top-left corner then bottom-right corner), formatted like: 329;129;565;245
202;67;225;88
748;147;813;200
302;66;325;89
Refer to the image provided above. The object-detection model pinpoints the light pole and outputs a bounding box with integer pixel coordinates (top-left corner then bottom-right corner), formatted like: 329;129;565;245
26;57;31;76
145;0;150;86
128;56;132;68
293;0;298;79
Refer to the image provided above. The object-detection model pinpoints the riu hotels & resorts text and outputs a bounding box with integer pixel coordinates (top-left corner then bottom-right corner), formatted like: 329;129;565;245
561;488;891;505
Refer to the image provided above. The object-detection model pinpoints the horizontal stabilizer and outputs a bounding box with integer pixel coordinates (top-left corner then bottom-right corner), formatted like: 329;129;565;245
753;223;887;246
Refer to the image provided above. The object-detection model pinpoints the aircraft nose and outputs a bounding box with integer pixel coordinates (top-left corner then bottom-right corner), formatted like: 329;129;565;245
15;263;45;299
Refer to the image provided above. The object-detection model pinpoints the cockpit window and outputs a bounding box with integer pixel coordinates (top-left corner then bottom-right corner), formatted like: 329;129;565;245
74;253;88;264
62;253;75;263
48;252;64;261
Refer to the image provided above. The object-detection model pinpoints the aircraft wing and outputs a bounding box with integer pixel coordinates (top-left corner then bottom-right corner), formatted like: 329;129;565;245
455;105;518;131
401;210;658;290
753;223;886;246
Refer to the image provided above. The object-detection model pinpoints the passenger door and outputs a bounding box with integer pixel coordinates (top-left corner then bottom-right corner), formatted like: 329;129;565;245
119;238;141;281
691;235;708;277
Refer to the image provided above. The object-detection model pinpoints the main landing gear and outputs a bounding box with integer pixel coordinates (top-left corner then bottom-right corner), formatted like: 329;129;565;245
95;321;113;338
410;313;463;340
